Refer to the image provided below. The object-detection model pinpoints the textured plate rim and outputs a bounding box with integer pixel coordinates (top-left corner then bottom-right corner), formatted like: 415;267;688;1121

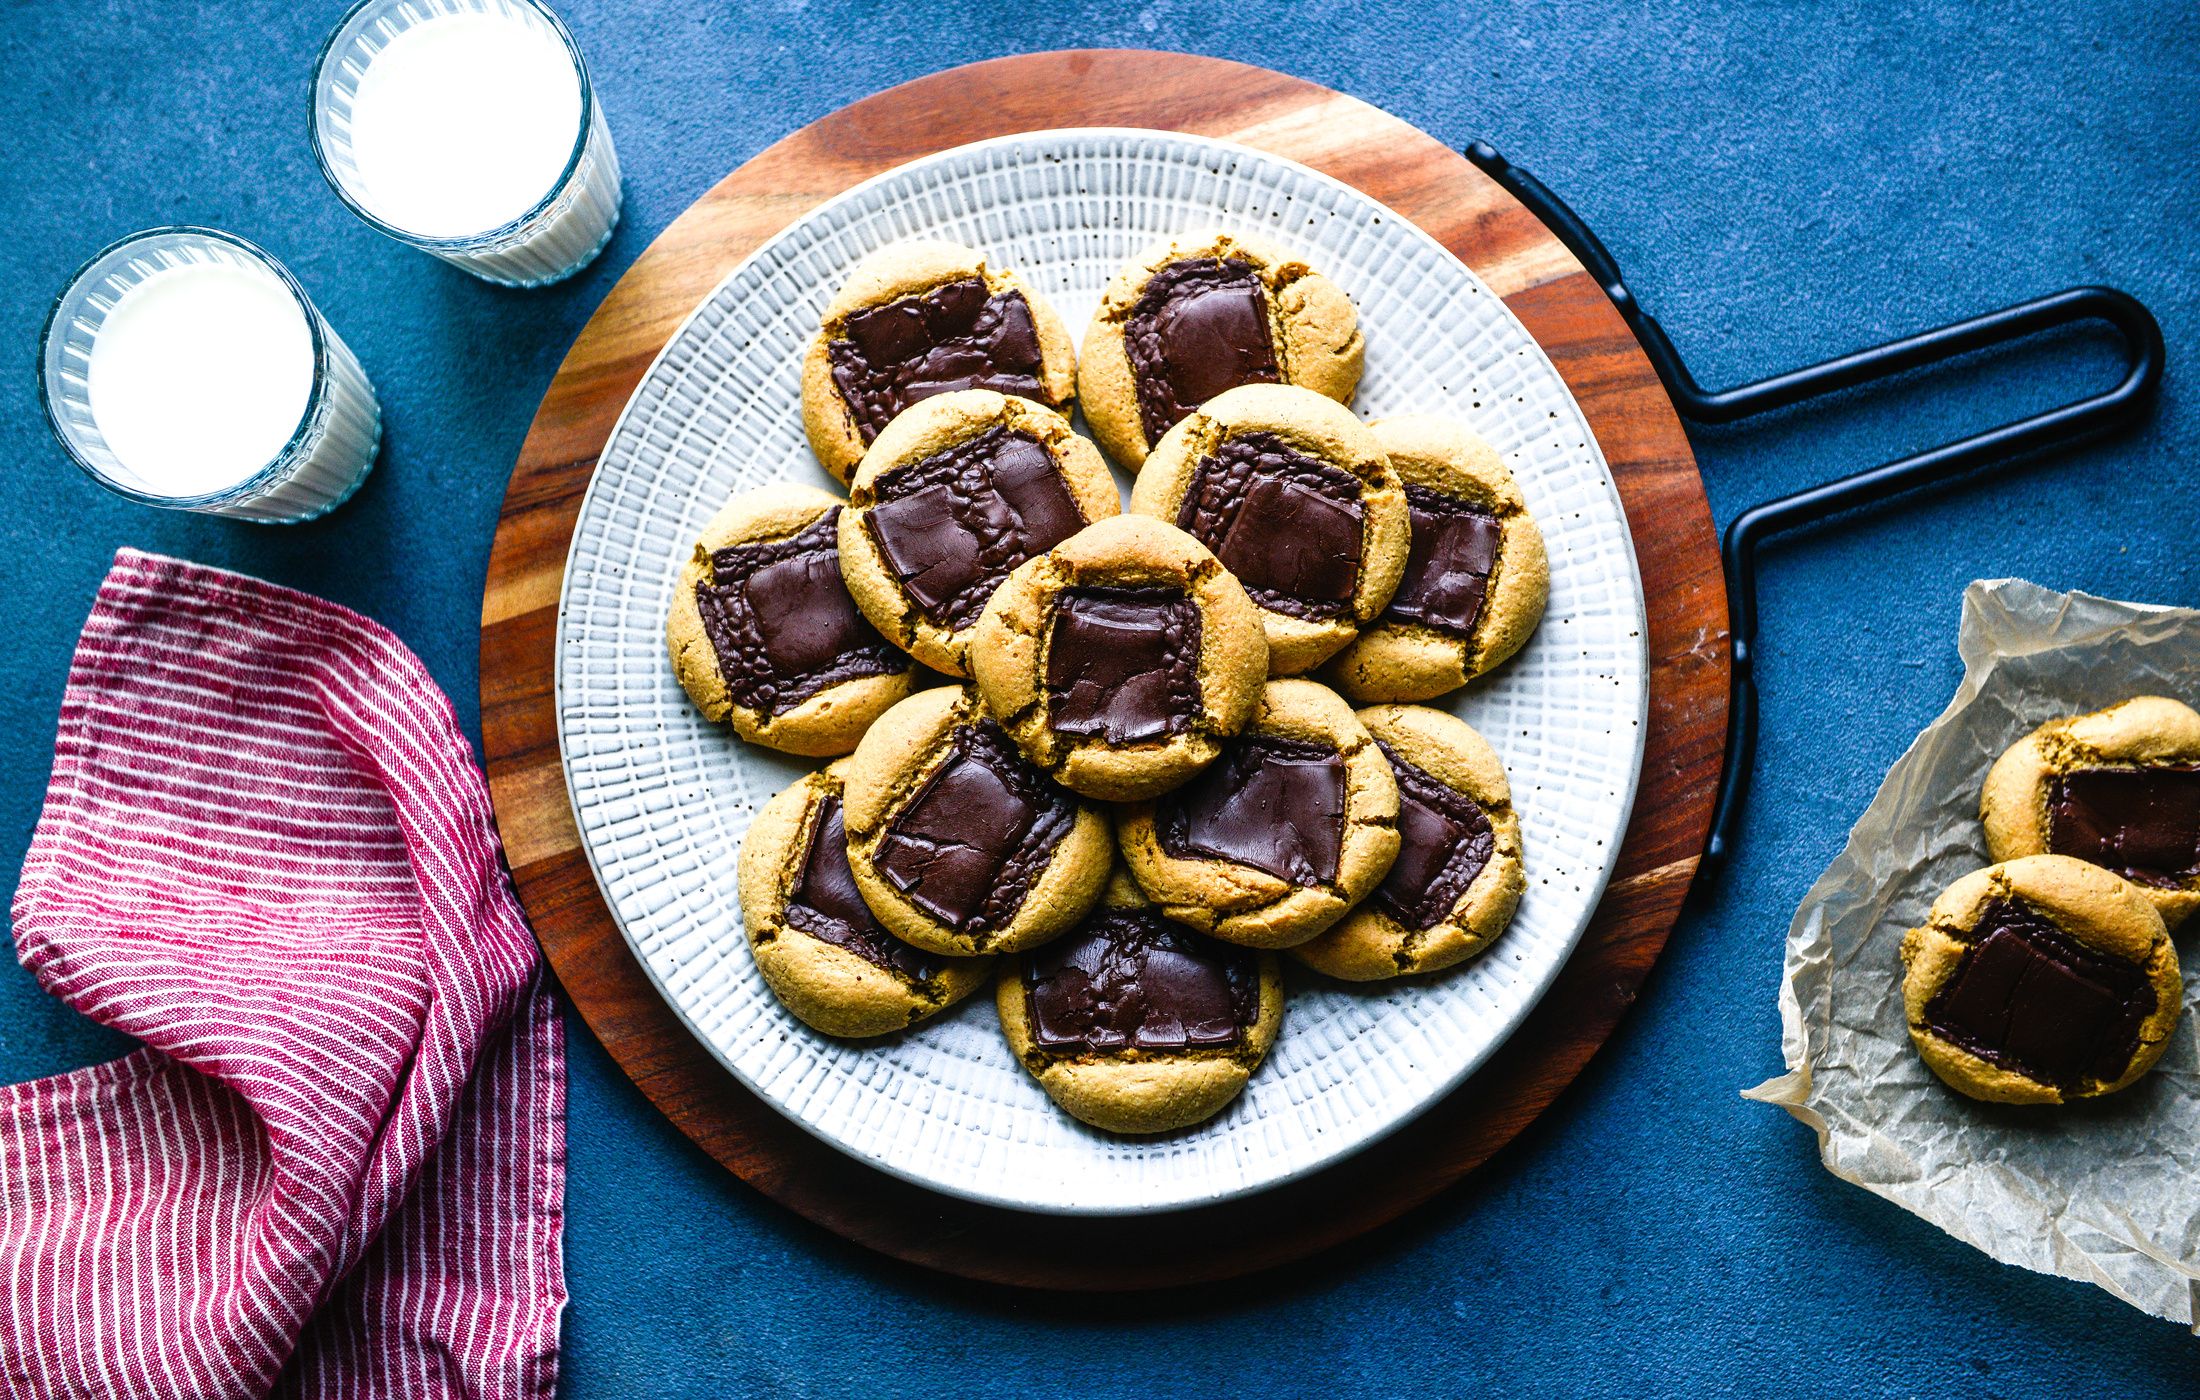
553;126;1651;1215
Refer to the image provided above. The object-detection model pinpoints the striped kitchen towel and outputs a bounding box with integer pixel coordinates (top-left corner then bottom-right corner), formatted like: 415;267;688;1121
0;549;565;1399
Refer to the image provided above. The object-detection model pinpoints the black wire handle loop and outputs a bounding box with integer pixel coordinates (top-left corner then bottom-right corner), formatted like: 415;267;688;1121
1464;140;2166;884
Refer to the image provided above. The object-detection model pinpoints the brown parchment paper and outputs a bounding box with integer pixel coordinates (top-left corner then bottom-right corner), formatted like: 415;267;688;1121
1744;578;2200;1329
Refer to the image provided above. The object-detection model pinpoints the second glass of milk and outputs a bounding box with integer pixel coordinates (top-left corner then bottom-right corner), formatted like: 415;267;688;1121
311;0;621;286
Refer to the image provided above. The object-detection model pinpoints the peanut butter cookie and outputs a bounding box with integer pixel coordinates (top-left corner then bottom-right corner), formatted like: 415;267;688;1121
1079;230;1361;469
1128;384;1408;675
967;515;1269;802
739;761;994;1038
801;240;1077;483
1899;855;2181;1104
1117;678;1400;948
1291;705;1525;980
666;483;913;756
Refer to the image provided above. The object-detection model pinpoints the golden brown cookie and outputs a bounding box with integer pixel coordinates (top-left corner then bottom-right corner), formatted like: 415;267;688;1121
837;390;1120;679
1980;695;2200;929
1323;415;1550;703
997;869;1285;1134
1898;855;2181;1105
738;761;995;1038
801;240;1078;484
1078;230;1362;470
665;483;914;756
840;685;1112;957
1290;706;1525;980
966;515;1269;802
1127;384;1407;676
1116;678;1401;948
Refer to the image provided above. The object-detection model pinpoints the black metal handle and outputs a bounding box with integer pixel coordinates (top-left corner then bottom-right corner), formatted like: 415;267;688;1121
1466;140;2166;883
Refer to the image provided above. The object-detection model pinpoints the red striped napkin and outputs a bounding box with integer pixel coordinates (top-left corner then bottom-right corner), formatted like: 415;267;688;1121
1;549;565;1399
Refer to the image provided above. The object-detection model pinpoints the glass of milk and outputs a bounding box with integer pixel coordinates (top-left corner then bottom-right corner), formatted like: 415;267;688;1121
311;0;621;287
39;228;383;522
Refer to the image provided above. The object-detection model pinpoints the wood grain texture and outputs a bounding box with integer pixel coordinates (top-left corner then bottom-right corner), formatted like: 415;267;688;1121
480;50;1728;1290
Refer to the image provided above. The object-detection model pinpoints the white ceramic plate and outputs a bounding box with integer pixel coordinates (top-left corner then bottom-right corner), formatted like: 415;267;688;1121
557;129;1648;1214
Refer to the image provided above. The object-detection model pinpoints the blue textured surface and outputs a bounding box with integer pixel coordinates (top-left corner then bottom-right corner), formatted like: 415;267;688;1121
3;2;2196;1393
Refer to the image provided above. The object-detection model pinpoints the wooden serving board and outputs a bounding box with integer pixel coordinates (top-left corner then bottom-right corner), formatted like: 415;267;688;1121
481;50;1727;1290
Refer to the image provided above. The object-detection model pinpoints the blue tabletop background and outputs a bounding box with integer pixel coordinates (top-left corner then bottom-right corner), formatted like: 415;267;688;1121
4;2;2196;1393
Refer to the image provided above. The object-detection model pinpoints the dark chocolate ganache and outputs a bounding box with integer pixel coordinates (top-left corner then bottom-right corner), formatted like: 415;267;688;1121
1044;587;1204;745
1024;908;1260;1054
1156;733;1346;886
872;720;1076;935
1370;742;1496;931
866;426;1086;630
1173;432;1364;620
1124;257;1281;444
2047;764;2200;889
785;795;941;982
1923;898;2156;1089
695;509;904;715
827;277;1049;442
1384;484;1503;639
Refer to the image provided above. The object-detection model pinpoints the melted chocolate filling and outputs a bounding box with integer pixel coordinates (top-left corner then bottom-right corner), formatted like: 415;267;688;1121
1923;898;2155;1088
866;426;1087;630
827;277;1049;442
1156;733;1345;886
1371;743;1496;931
872;720;1076;935
1124;258;1281;443
1025;908;1260;1054
2047;764;2200;888
1045;588;1204;745
784;796;941;982
1174;432;1364;620
694;510;903;715
1386;484;1503;639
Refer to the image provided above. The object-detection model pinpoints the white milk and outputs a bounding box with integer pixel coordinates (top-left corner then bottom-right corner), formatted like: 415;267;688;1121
347;12;583;239
88;262;315;498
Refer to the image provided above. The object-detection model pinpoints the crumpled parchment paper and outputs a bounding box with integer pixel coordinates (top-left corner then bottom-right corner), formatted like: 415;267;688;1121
1744;578;2200;1330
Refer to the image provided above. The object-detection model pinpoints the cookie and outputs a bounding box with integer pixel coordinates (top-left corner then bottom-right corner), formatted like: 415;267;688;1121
838;391;1120;678
738;761;994;1038
1116;678;1401;948
801;240;1077;484
1899;855;2181;1104
1323;416;1550;703
966;515;1270;802
841;685;1112;956
1289;706;1525;979
997;868;1284;1134
1128;384;1408;675
1078;230;1362;470
1981;695;2200;929
666;483;914;756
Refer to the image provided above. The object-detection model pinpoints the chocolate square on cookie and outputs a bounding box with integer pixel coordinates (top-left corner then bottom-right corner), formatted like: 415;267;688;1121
1124;258;1281;445
2046;764;2200;889
872;720;1077;933
1025;908;1260;1053
1176;432;1365;620
828;277;1047;442
1044;587;1204;746
1158;734;1347;887
1385;484;1504;639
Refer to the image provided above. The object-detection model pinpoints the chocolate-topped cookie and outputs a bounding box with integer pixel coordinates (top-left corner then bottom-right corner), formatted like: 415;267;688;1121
1981;695;2200;928
739;762;995;1037
967;515;1270;801
837;390;1121;678
1900;855;2181;1104
997;869;1285;1134
1325;416;1550;703
801;241;1078;483
841;685;1112;957
1128;384;1408;675
1117;678;1401;948
1291;706;1526;980
1079;231;1362;470
666;484;913;755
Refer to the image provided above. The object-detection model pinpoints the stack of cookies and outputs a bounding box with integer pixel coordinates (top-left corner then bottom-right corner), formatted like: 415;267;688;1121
669;232;1550;1134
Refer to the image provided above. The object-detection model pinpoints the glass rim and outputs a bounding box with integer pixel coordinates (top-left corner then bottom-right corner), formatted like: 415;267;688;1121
37;225;335;510
307;0;598;253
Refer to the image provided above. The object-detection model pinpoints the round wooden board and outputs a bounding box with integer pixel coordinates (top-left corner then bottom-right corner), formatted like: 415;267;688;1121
481;50;1727;1290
